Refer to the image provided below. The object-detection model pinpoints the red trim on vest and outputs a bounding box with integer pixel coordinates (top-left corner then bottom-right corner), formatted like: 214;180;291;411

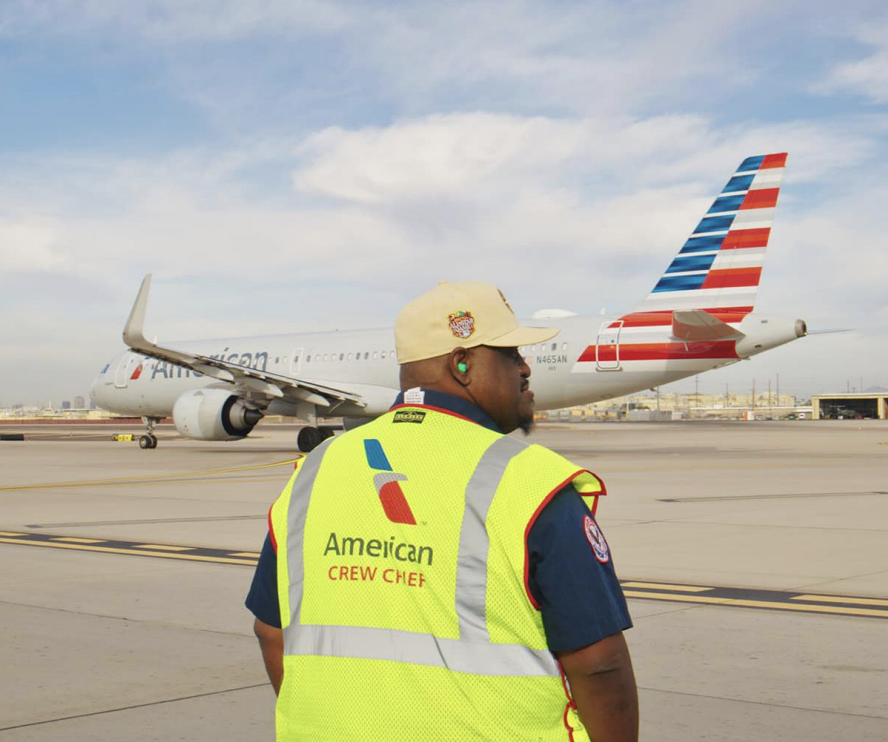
558;659;580;741
388;403;477;426
268;503;278;554
584;472;607;517
523;472;581;610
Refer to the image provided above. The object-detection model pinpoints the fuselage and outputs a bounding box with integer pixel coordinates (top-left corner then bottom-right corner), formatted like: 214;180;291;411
90;312;805;420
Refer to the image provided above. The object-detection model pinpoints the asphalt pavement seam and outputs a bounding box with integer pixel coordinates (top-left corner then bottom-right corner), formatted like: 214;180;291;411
0;599;257;638
638;686;888;720
0;684;269;732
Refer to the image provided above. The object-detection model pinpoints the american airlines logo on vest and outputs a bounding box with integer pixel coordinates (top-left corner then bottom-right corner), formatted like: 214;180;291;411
364;439;417;525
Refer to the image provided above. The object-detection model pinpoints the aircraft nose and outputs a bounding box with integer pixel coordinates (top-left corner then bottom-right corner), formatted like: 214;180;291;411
89;363;109;408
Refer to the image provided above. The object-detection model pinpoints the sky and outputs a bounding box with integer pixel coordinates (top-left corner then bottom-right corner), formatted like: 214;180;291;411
2;0;887;407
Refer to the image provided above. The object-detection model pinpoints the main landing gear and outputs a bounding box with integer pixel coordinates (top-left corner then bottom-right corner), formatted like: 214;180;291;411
139;416;159;449
296;425;335;453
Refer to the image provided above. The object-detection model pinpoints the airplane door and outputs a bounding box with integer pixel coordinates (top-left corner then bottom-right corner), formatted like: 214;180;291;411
596;320;623;371
114;354;138;388
290;347;304;376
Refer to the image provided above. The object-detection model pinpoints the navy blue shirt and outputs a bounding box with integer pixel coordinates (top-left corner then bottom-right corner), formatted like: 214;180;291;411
246;390;631;652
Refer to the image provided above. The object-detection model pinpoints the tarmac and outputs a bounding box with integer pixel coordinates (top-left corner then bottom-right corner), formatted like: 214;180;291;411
1;419;886;741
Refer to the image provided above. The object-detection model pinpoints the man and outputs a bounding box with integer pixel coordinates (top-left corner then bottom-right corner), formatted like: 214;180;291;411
246;281;638;741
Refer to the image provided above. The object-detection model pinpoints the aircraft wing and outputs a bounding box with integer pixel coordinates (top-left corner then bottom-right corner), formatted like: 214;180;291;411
671;310;746;343
122;275;365;410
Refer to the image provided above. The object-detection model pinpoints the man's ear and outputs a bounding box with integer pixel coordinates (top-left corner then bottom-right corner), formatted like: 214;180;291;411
449;348;471;387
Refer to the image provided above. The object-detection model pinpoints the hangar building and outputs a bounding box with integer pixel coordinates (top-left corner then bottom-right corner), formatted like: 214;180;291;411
812;391;888;420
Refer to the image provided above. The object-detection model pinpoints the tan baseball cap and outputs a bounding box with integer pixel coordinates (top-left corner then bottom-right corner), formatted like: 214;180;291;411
395;281;559;363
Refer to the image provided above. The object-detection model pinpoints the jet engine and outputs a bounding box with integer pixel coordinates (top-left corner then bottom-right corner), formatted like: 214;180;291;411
172;389;264;441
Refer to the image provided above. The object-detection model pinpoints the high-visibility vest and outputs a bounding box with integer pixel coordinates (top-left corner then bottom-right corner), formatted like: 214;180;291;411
269;405;605;741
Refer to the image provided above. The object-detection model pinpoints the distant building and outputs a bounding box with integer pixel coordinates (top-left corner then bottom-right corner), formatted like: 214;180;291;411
812;392;888;420
61;400;71;410
74;396;85;408
538;390;805;422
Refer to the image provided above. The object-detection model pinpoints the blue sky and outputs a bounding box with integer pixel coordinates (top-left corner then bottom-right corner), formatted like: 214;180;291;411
2;0;887;406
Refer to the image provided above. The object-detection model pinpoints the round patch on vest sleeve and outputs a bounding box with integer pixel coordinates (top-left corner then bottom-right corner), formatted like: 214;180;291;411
583;514;610;563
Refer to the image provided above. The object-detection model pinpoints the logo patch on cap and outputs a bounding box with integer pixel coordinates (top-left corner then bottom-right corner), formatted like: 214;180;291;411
583;514;610;563
448;310;476;340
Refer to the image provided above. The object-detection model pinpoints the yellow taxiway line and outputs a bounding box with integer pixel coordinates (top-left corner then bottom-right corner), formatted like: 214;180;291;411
622;590;887;619
0;456;303;492
1;530;886;620
0;533;258;566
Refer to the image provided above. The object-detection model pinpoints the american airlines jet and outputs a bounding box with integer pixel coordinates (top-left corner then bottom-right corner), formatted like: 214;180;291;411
90;153;806;451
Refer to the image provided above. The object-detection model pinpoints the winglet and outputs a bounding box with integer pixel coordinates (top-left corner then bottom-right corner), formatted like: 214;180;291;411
115;272;366;408
123;274;153;352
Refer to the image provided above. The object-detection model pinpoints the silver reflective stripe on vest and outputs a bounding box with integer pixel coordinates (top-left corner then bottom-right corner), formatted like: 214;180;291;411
284;429;558;678
287;623;558;677
285;437;335;626
455;435;527;643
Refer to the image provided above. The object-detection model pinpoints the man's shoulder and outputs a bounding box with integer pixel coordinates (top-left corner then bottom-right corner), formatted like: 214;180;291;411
511;443;605;499
515;441;581;471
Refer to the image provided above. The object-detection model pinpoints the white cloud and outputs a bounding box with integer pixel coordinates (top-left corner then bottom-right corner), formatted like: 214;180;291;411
774;189;888;326
2;111;880;305
292;111;883;212
813;14;888;103
0;220;68;272
293;114;589;203
818;52;888;104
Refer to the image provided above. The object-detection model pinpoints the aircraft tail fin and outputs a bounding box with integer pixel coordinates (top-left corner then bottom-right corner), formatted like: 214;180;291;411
633;153;787;317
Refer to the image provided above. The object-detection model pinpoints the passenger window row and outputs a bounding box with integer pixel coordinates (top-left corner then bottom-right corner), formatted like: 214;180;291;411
283;341;569;367
519;342;568;353
291;350;397;364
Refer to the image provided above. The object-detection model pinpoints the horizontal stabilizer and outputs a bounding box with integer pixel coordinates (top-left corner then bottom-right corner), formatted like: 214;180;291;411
671;310;745;342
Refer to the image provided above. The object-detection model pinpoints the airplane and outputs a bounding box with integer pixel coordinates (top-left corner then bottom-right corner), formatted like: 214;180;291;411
90;152;807;451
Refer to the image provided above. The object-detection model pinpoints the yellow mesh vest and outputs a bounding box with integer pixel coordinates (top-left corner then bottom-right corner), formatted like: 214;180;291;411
269;406;603;741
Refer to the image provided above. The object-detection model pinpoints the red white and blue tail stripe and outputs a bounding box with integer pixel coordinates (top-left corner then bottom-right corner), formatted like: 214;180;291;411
633;153;787;314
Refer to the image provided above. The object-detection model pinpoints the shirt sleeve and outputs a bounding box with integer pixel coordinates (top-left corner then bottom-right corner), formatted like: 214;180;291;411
527;484;633;652
245;533;282;629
